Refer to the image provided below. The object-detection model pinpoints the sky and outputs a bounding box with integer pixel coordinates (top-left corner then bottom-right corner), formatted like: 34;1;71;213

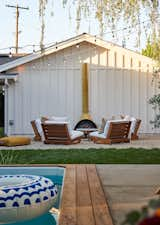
0;0;148;54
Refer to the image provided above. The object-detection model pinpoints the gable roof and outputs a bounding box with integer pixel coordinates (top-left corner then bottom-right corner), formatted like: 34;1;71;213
0;54;24;65
0;33;153;73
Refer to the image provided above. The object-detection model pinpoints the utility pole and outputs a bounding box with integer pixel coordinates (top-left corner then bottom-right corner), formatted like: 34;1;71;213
6;4;29;54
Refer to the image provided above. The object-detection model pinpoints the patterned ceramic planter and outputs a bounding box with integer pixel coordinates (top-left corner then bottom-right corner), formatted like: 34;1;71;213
0;175;58;223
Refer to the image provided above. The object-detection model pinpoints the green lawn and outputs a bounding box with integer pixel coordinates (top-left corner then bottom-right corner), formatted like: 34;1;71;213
0;148;160;164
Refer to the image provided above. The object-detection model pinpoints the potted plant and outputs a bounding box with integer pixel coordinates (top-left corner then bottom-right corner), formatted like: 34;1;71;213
121;198;160;225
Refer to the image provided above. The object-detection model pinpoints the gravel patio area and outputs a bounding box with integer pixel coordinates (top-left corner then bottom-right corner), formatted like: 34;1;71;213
0;134;160;150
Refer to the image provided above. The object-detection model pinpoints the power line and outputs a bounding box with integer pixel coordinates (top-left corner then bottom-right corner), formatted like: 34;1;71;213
0;16;160;54
6;4;29;54
99;18;159;36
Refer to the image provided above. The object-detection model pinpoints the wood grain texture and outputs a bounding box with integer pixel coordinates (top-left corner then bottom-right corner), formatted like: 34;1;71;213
90;121;131;144
87;165;113;225
30;120;41;141
59;165;76;225
59;165;113;225
41;123;82;144
76;165;95;225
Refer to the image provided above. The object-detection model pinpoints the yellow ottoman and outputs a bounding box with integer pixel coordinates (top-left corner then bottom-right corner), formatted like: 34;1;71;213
0;136;31;147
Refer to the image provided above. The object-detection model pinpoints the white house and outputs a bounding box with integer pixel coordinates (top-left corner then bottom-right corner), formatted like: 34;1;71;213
0;33;157;135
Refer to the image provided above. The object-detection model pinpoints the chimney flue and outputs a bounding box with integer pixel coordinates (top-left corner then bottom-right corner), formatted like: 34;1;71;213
81;63;91;120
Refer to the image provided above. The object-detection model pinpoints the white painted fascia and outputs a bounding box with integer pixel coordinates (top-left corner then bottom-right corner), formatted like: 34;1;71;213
0;74;18;79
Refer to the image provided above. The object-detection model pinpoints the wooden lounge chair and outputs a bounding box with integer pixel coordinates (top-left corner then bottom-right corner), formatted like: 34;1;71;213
131;119;141;140
41;122;83;144
31;120;42;141
90;121;131;144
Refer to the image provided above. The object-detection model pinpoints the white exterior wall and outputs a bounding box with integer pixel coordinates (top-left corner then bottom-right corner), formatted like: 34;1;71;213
5;42;157;135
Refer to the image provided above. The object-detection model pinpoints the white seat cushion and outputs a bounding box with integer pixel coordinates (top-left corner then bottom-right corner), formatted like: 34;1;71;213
70;130;83;140
89;131;106;139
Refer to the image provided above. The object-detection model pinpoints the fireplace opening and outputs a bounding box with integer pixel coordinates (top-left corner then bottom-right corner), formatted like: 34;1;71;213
74;119;97;130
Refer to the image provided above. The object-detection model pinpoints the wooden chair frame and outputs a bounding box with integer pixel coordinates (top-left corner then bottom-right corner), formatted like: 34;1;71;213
90;121;131;144
131;119;141;140
31;120;42;141
41;123;82;145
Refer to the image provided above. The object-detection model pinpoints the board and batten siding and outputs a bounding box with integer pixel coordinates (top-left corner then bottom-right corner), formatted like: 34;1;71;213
5;42;157;135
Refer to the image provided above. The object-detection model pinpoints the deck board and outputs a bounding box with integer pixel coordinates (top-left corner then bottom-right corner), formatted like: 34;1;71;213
76;165;95;225
59;165;113;225
87;165;113;225
58;165;76;225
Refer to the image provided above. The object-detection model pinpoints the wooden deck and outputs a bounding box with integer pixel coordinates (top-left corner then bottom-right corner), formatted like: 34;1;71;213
59;165;113;225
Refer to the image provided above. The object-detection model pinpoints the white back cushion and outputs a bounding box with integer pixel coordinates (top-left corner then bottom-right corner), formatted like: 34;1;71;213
123;115;131;121
35;118;42;134
45;121;68;124
103;121;111;137
50;116;68;122
35;118;45;141
130;117;137;133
